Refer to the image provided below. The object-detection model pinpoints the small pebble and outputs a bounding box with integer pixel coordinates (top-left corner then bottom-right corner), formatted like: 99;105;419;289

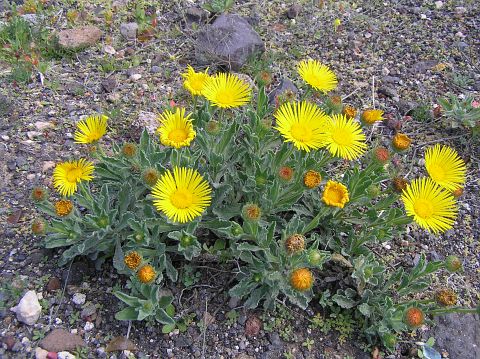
72;293;86;306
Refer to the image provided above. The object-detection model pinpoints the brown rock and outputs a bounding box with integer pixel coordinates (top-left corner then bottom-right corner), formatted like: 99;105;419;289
245;315;262;337
39;329;85;352
2;335;15;351
105;336;137;352
46;277;61;292
57;26;102;49
287;4;301;19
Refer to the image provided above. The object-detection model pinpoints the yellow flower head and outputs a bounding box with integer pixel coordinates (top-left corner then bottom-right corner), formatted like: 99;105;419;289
290;268;314;291
274;101;328;152
55;199;73;216
321;114;367;160
361;109;384;125
124;251;142;270
392;133;412;151
137;265;156;283
157;108;196;149
74;115;108;144
435;288;457;307
322;180;350;208
182;65;210;96
303;170;322;189
202;73;251;108
424;144;466;191
343;105;357;119
151;167;212;223
401;177;457;234
53;159;94;197
297;59;338;93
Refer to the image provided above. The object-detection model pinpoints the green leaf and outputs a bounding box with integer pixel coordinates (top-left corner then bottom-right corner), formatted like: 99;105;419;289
155;308;175;325
114;291;140;307
113;240;125;271
115;307;139;321
162;323;176;334
358;303;372;317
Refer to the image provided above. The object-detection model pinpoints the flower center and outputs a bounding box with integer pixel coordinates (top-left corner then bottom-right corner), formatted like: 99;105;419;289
168;128;188;143
66;168;82;183
428;164;445;181
332;128;353;146
414;199;434;219
171;189;193;209
190;76;205;91
217;90;233;105
291;123;312;142
327;188;343;203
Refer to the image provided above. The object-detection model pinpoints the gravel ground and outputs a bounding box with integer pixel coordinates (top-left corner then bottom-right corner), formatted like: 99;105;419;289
0;0;479;358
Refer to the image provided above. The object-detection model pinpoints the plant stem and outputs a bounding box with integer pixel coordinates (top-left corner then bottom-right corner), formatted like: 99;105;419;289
430;307;479;316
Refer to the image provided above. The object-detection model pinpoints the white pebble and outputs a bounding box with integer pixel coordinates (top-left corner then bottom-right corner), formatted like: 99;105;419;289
130;73;142;81
84;321;94;331
72;293;86;306
435;1;443;9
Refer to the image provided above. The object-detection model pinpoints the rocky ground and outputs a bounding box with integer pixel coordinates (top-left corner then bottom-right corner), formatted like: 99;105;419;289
0;0;479;358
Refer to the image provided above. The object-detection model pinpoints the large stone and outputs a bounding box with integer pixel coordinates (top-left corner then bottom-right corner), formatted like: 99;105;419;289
11;290;41;325
195;14;264;70
120;22;138;40
268;78;298;105
428;313;480;358
57;26;102;49
39;329;85;353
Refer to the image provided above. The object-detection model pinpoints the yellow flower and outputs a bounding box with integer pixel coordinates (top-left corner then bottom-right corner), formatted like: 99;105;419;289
151;167;212;223
124;251;142;270
182;65;210;96
297;59;338;93
74;115;108;144
342;105;357;119
392;133;411;151
401;177;457;234
303;170;322;189
321;114;367;160
137;265;156;283
202;73;251;108
361;109;384;125
55;199;73;216
53;159;94;197
322;180;350;208
424;144;466;191
274;101;328;152
435;289;457;307
290;268;314;291
157;108;196;149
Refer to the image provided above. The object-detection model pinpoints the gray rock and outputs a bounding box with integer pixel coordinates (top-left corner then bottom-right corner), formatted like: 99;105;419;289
268;332;283;348
287;4;301;19
57;26;102;49
412;60;438;74
228;296;240;309
150;65;161;74
185;7;209;26
195;14;264;70
101;77;117;93
268;78;298;104
429;314;480;359
120;22;138;40
11;290;41;325
21;14;39;25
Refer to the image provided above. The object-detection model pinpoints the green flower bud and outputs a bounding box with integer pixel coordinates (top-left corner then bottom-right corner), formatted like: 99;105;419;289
308;249;324;266
382;333;397;348
253;273;262;282
444;255;462;273
231;222;243;236
180;234;194;247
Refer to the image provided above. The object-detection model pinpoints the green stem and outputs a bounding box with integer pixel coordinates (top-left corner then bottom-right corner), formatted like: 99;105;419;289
301;87;313;102
430;307;479;316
